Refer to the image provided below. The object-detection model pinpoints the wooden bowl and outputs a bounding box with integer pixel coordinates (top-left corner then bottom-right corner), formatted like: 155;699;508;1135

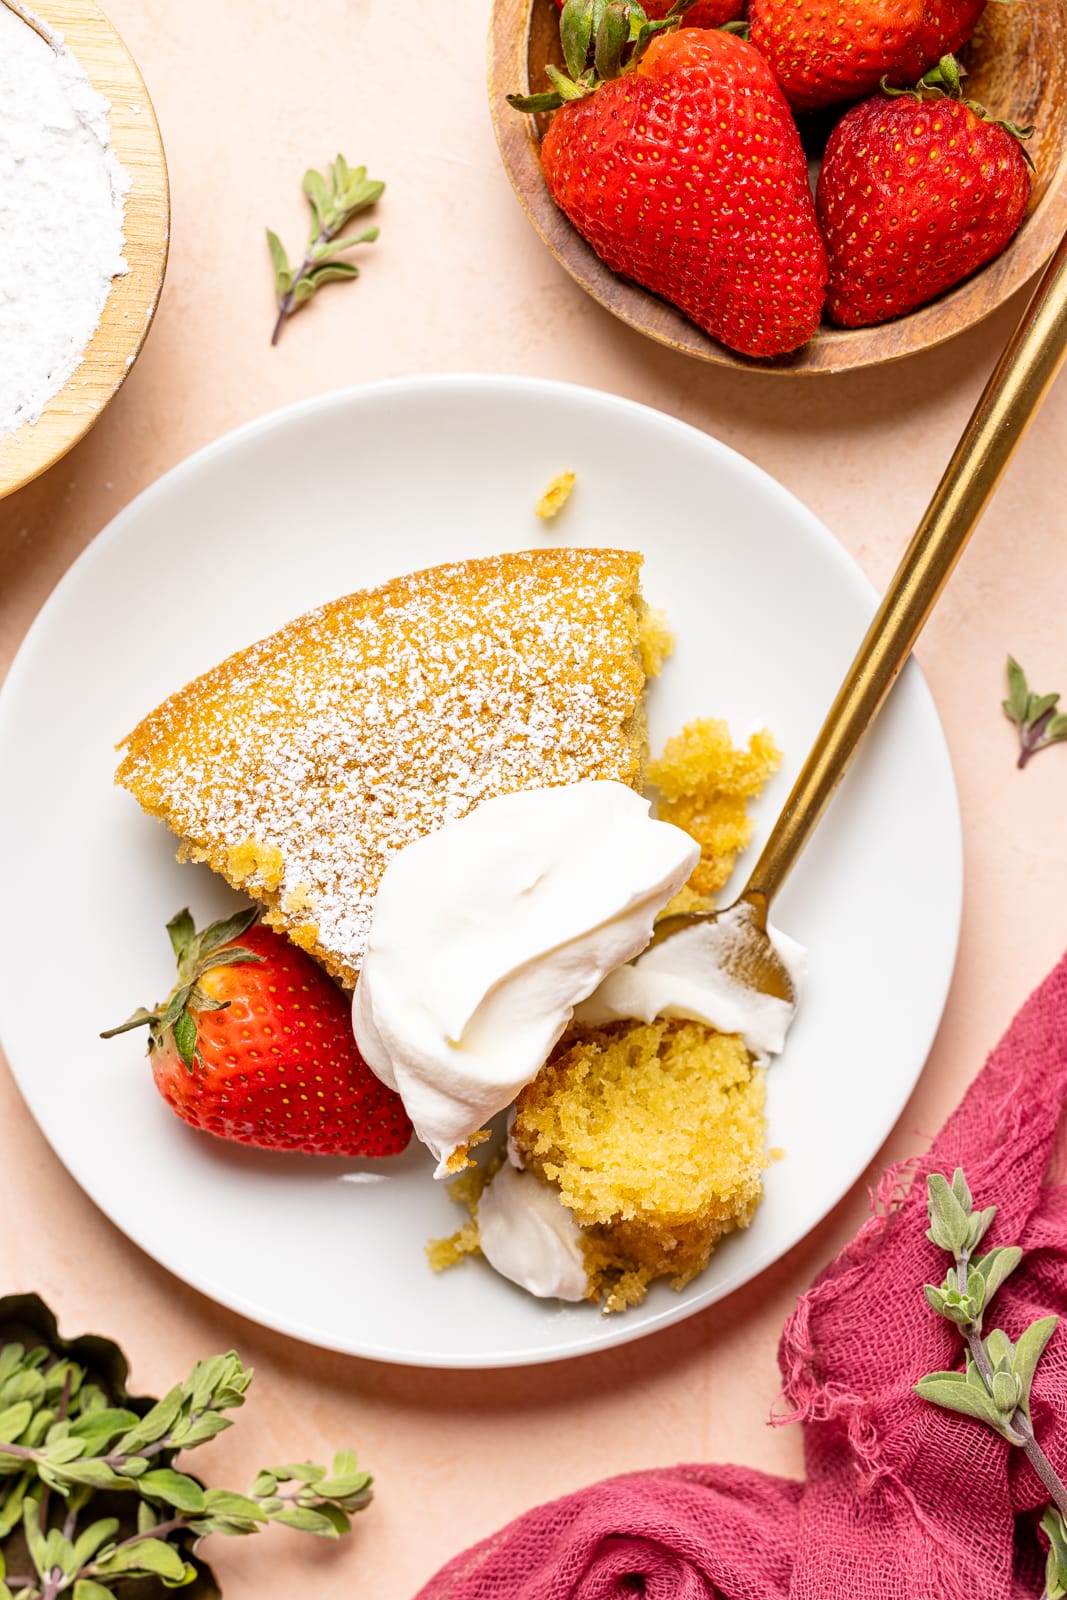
0;0;169;496
489;0;1067;373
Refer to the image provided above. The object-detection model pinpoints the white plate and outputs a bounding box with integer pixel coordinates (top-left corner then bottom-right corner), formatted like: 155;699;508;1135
0;376;961;1368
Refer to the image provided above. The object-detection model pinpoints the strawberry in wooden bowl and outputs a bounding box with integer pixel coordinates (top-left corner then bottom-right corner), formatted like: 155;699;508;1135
817;57;1034;327
509;18;827;357
490;0;1067;371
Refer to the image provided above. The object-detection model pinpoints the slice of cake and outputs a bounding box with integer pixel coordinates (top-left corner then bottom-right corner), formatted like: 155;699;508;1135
116;548;665;988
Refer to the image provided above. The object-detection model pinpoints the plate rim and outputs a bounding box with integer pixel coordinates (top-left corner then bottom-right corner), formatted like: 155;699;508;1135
0;373;964;1367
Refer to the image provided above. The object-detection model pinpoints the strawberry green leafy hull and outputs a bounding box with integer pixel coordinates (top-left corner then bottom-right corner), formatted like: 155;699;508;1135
103;909;412;1157
540;31;827;359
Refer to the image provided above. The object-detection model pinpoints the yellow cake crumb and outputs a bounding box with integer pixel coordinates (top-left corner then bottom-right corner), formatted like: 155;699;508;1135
445;1128;491;1174
425;1156;505;1274
512;1019;767;1308
281;882;316;915
426;1221;481;1271
658;884;716;919
768;1146;786;1162
175;843;209;866
226;837;285;892
452;1155;500;1210
649;719;780;900
535;471;576;520
637;607;674;678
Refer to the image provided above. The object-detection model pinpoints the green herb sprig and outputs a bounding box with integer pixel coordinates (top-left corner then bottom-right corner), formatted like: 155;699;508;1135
0;1301;370;1600
916;1169;1067;1598
1003;656;1067;768
267;156;384;345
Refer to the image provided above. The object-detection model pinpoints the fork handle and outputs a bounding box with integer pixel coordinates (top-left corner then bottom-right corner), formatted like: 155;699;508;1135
744;225;1067;908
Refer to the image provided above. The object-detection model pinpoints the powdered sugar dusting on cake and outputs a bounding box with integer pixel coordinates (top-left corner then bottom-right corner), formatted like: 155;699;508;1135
117;550;647;987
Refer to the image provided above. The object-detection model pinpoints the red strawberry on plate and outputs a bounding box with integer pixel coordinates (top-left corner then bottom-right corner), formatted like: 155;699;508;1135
748;0;985;112
816;57;1033;327
511;3;827;358
103;907;412;1156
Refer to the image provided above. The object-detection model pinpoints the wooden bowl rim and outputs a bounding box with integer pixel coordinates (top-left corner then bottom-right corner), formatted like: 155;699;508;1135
0;0;170;496
487;0;1067;375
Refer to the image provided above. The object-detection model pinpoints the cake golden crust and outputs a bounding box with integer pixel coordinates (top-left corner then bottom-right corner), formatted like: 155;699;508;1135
116;548;650;988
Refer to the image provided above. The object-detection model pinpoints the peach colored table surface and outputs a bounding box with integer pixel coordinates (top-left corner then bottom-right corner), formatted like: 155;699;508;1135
2;3;1067;1596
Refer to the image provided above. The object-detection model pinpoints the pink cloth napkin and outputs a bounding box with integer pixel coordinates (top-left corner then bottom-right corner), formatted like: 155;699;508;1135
415;952;1067;1600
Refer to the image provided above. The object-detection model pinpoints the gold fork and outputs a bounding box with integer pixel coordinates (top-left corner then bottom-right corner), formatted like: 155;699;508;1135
652;223;1067;1001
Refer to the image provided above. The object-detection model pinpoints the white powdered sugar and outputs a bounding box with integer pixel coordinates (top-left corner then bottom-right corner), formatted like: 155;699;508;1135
0;2;130;437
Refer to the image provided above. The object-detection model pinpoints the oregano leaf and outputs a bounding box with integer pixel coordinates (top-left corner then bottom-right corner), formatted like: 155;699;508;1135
1043;1506;1067;1599
271;1506;340;1537
92;1536;188;1582
984;1328;1014;1370
926;1173;971;1254
265;229;291;296
0;1403;33;1442
307;262;361;287
950;1168;972;1211
972;1246;1022;1306
136;1469;206;1513
302;167;333;231
74;1583;115;1600
1012;1313;1058;1413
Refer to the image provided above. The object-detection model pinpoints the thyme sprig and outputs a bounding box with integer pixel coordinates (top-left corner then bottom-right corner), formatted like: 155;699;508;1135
916;1169;1067;1598
267;156;384;345
1003;656;1067;768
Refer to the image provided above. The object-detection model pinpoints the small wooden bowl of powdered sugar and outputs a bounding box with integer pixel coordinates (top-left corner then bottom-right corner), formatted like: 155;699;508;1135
0;0;169;497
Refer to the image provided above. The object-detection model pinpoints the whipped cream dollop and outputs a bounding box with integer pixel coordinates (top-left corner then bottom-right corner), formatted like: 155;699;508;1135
352;781;699;1175
477;1163;588;1301
575;901;807;1061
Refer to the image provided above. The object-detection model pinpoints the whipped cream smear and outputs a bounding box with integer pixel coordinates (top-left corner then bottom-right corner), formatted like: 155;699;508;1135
576;901;807;1061
353;779;806;1301
353;781;699;1175
477;1162;588;1302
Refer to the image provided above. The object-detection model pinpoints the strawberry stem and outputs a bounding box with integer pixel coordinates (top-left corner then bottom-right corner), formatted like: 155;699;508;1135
100;907;265;1069
881;54;1035;165
508;0;704;114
